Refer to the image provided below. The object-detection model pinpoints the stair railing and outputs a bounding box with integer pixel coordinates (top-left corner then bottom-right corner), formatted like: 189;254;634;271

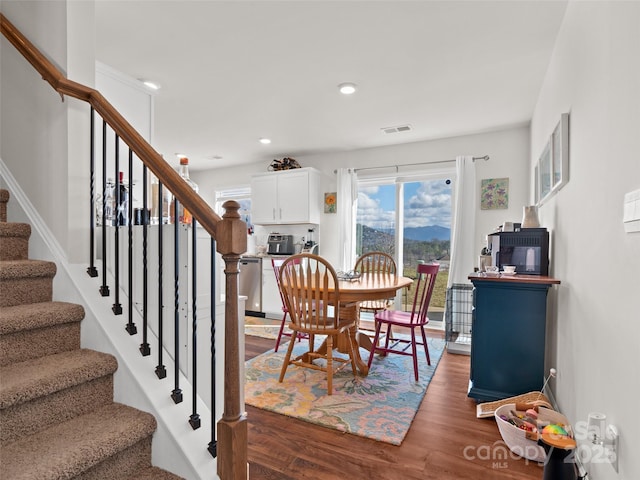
1;13;247;480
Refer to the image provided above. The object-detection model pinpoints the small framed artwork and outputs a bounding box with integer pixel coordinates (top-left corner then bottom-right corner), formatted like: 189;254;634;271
480;178;509;210
551;112;569;193
537;112;569;205
538;140;552;202
534;164;539;206
324;192;337;213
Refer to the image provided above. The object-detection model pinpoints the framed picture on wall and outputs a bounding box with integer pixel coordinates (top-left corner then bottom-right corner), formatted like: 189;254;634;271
551;113;569;193
480;177;509;210
537;112;570;206
538;140;552;203
534;164;539;206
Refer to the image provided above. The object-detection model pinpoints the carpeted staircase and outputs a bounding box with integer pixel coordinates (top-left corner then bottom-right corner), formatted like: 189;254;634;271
0;189;184;480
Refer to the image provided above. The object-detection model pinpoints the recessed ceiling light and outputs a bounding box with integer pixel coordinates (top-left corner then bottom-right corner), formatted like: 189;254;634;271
204;155;224;160
338;82;357;95
259;138;272;145
141;79;161;90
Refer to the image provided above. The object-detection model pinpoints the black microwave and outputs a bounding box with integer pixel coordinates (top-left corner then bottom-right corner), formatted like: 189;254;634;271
489;228;549;276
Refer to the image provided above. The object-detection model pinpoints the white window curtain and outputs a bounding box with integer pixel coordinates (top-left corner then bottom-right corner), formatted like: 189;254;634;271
337;168;358;271
447;155;477;287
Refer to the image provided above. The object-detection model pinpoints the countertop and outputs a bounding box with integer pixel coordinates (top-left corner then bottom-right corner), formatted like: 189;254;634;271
468;273;560;285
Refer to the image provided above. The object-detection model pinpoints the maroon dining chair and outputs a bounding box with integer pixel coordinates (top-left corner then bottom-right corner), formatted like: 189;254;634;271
367;263;439;381
272;256;307;352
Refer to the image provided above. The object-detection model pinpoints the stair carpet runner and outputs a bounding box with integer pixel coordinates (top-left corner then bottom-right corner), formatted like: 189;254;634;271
0;189;183;479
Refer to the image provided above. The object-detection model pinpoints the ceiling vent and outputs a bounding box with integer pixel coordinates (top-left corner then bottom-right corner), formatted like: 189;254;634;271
382;124;412;134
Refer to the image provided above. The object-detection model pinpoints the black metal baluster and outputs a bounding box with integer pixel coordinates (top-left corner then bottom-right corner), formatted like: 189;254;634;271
140;164;150;356
99;120;109;297
190;218;201;430
112;134;122;314
87;106;98;278
171;198;183;404
155;181;167;378
125;149;137;335
208;237;217;458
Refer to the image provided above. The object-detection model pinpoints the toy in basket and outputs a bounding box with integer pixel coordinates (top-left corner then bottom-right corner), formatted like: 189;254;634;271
495;403;574;462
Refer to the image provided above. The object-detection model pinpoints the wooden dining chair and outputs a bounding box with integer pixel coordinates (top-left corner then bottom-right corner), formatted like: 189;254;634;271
367;263;439;381
278;253;357;395
272;256;307;352
354;251;397;321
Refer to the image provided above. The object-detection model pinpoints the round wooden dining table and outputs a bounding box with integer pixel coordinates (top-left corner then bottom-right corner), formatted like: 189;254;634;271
317;272;413;376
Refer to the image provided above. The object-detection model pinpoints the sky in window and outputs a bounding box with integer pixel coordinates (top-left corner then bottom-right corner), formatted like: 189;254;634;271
357;180;452;229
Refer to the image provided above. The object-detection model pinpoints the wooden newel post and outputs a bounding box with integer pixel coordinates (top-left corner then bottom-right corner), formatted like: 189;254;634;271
216;200;248;480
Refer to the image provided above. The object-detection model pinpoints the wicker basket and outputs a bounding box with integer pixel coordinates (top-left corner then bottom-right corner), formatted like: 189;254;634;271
476;390;552;418
494;404;572;462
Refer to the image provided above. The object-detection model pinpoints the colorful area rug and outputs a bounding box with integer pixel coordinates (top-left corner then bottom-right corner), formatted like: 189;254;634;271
244;316;287;340
244;337;445;445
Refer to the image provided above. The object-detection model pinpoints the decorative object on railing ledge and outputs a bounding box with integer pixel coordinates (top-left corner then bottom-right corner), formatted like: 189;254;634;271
268;157;301;171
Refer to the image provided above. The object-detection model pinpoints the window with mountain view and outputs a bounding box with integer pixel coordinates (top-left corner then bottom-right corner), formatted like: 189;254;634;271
356;178;451;319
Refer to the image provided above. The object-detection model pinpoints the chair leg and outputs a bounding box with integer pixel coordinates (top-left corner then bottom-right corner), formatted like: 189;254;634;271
382;323;392;355
278;332;296;383
420;325;431;365
385;321;394;341
411;328;419;382
368;320;383;369
346;331;358;376
274;311;288;352
326;336;333;395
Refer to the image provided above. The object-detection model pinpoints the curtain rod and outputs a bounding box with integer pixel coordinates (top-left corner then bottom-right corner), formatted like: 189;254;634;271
334;155;489;174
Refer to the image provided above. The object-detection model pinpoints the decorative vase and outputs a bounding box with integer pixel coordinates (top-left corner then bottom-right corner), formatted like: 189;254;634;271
522;205;540;228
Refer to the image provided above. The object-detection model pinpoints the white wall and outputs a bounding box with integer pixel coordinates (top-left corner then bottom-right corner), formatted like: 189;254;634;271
531;2;640;479
0;0;93;263
194;125;531;269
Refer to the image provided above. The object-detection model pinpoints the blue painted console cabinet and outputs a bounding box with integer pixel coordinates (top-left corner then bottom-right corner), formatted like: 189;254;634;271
467;274;560;402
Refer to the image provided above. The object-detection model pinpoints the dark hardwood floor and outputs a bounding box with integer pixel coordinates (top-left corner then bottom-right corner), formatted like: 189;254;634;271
244;332;543;480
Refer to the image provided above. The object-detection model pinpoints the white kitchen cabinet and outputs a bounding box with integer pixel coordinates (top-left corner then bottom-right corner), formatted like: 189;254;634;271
251;168;320;224
261;258;283;319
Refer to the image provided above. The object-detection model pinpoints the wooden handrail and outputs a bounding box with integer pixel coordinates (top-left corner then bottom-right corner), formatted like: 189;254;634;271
0;13;225;241
2;12;248;480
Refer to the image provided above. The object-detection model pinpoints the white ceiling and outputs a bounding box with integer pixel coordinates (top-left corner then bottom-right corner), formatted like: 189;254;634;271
95;1;568;171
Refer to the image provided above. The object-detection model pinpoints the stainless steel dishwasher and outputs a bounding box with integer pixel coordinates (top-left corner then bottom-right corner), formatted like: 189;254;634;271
239;256;263;316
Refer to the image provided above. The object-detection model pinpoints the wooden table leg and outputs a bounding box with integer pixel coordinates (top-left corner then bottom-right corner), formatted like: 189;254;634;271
312;304;371;376
339;304;370;376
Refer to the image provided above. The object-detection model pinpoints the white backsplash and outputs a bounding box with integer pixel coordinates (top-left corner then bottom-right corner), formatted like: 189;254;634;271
250;224;319;255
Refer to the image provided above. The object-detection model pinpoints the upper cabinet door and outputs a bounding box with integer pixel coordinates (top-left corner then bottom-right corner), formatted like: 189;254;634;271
251;175;278;224
251;168;320;225
277;170;311;223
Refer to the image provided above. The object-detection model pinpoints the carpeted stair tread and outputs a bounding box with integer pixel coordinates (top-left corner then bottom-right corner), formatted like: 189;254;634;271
1;402;157;480
127;466;186;480
0;258;56;279
0;348;117;409
0;189;8;222
0;301;84;335
0;259;56;307
0;222;30;237
0;222;31;260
